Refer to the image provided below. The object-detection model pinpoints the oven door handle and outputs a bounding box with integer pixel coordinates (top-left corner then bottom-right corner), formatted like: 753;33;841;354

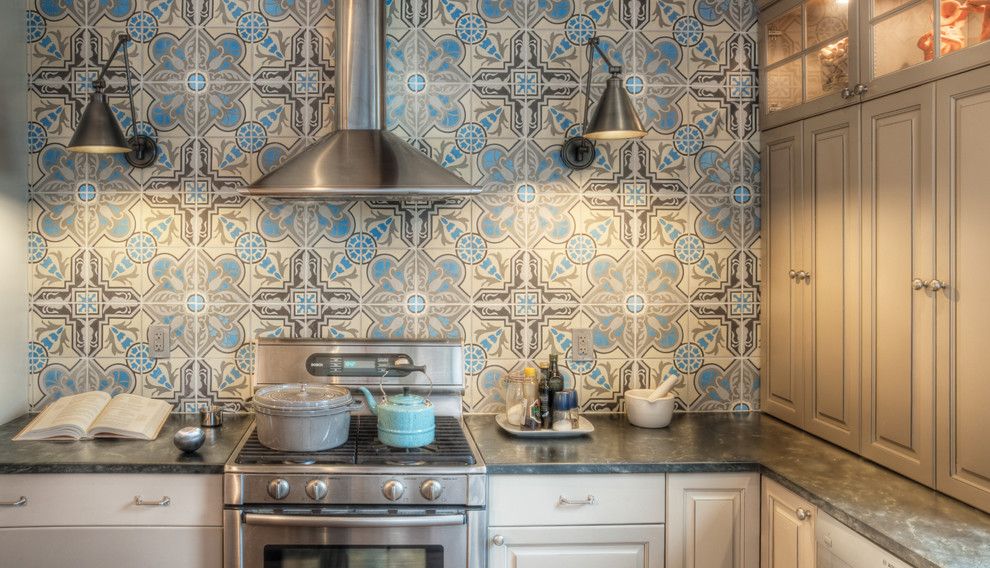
242;513;466;528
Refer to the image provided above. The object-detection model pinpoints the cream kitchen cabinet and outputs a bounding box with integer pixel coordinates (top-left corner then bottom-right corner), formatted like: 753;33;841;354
761;106;862;453
487;474;665;568
860;83;937;486
761;0;990;128
760;0;860;129
935;64;990;514
761;477;817;568
0;473;222;568
666;473;760;568
487;525;663;568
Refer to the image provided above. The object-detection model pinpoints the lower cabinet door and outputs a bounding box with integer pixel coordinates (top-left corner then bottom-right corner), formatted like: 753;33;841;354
761;478;816;568
0;526;222;568
488;524;664;568
667;473;760;568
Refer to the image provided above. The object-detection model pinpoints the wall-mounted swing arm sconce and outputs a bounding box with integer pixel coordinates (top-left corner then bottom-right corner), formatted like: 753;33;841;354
561;36;647;170
68;33;157;168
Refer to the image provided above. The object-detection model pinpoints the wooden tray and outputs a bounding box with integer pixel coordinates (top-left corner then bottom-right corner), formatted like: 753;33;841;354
495;414;594;438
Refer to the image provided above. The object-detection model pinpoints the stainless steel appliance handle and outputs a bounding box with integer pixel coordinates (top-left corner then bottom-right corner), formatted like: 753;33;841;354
243;513;466;528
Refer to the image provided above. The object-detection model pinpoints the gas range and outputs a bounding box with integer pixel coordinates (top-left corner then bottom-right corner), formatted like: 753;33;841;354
225;415;486;508
223;339;486;568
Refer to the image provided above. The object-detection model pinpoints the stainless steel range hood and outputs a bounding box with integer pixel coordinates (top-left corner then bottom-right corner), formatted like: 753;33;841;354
243;0;479;199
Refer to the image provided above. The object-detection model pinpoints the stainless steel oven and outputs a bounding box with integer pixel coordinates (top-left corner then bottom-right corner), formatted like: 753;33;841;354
225;507;485;568
224;339;487;568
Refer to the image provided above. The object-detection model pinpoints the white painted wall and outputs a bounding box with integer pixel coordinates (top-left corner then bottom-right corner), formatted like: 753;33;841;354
0;4;28;423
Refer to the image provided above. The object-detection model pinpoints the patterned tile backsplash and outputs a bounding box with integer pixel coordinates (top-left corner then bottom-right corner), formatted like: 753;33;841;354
25;0;761;413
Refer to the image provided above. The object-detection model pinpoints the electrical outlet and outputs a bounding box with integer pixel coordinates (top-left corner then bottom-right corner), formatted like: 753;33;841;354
572;328;594;361
149;325;170;359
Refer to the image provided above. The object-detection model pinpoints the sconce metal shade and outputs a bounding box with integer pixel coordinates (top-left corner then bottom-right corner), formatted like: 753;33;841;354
584;75;646;140
67;91;132;153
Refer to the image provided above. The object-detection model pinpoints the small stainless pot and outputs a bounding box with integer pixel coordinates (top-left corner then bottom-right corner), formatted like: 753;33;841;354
252;383;358;452
200;405;223;428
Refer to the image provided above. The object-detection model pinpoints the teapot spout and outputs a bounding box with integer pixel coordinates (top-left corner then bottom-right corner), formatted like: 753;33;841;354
357;387;378;415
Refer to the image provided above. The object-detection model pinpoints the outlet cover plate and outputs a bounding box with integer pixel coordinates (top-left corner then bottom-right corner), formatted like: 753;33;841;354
572;328;594;361
149;325;170;359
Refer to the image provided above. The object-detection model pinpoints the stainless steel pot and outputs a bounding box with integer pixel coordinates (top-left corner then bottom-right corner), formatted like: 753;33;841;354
252;383;357;451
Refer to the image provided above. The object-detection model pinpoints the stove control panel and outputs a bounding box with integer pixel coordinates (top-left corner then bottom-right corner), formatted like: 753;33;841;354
232;474;478;507
305;353;420;377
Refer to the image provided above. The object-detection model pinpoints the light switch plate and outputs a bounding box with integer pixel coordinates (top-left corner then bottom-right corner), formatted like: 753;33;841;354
572;328;594;361
149;325;170;359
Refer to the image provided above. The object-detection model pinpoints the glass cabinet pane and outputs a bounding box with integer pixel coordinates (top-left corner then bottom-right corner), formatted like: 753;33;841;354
767;59;804;112
872;2;933;78
874;0;915;18
950;0;990;54
806;0;849;45
767;6;803;65
807;36;849;99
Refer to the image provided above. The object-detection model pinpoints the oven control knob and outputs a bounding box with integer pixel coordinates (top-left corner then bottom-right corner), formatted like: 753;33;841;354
382;480;405;501
305;479;328;501
420;479;443;501
267;478;290;500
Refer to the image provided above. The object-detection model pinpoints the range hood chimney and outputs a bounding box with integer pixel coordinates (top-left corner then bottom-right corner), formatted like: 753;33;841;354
243;0;480;199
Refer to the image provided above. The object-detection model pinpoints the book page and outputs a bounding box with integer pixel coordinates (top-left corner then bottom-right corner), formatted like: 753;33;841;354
13;392;111;440
89;394;172;440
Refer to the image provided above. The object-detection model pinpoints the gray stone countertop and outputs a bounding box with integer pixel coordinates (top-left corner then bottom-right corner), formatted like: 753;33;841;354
465;412;990;568
0;413;253;474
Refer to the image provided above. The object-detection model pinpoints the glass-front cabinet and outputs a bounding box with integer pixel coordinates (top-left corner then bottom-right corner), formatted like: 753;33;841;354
761;0;859;128
760;0;990;127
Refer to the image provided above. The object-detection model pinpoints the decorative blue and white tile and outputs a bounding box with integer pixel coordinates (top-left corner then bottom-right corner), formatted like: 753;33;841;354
30;311;78;359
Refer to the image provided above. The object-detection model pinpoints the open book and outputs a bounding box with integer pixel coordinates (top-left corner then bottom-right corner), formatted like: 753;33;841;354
14;392;172;441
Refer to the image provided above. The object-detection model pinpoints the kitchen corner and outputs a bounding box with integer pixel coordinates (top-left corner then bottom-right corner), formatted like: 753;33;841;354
466;413;990;568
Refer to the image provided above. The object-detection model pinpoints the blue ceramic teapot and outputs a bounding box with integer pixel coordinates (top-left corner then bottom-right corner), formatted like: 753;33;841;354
358;387;435;448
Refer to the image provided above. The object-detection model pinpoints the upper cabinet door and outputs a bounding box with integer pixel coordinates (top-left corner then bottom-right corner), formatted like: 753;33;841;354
860;0;990;101
860;84;936;486
760;0;860;128
761;122;807;426
802;106;862;452
935;65;990;514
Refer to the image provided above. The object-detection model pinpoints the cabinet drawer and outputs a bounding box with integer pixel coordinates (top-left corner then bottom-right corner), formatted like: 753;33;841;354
0;474;221;527
490;474;665;526
0;526;222;568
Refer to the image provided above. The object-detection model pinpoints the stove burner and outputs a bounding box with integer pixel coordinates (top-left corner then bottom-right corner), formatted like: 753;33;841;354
283;458;317;465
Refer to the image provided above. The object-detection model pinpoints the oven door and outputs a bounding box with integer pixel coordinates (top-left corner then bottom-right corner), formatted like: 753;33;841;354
226;508;475;568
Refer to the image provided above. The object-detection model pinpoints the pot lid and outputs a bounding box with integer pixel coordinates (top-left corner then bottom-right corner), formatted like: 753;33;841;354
254;383;353;412
387;392;432;407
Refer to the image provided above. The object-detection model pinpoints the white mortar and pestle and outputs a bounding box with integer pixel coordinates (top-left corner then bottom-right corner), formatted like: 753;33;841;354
625;370;679;428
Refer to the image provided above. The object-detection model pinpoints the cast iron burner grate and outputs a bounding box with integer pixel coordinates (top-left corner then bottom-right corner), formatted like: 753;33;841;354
355;416;476;466
234;416;475;466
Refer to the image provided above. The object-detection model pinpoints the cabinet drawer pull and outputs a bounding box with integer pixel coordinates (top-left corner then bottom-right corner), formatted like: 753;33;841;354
0;496;27;507
796;507;811;521
557;495;597;506
133;496;171;507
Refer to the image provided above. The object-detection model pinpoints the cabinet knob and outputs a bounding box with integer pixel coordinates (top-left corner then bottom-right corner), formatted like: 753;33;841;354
854;83;869;96
796;507;811;521
841;86;854;99
796;271;808;281
927;279;948;291
789;270;797;279
912;278;927;290
492;535;505;546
